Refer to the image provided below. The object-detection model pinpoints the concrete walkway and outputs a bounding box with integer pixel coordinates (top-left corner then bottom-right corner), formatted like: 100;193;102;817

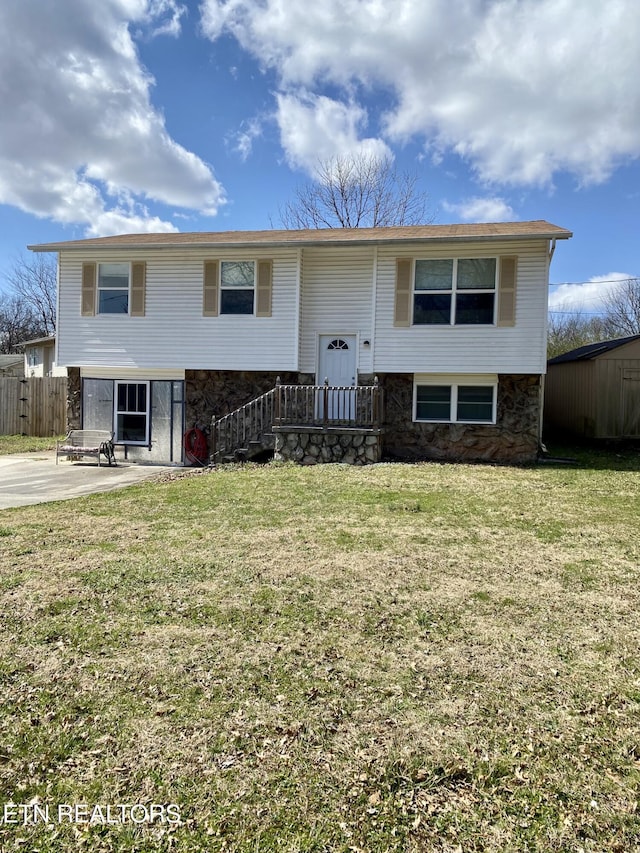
0;452;176;510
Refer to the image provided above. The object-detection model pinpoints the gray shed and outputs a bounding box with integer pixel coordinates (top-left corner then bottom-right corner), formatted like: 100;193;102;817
545;335;640;438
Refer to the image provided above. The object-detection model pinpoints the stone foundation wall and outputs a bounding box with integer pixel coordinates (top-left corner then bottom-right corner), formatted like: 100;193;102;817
381;373;541;463
185;370;301;432
67;367;81;430
274;428;383;465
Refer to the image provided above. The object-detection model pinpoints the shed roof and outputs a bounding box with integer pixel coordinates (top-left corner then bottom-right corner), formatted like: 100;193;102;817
28;220;572;252
20;334;56;347
0;354;23;369
548;335;640;364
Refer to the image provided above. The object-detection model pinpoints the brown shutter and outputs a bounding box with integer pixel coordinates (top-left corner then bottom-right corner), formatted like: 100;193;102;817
130;261;146;317
394;258;412;327
81;262;96;316
203;260;219;317
497;256;517;327
256;260;272;317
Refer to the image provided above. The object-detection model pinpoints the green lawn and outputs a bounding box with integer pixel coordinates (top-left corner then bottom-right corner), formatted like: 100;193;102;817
0;451;639;852
0;434;63;455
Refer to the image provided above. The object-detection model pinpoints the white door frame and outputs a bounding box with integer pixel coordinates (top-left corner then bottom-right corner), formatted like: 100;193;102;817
316;333;359;420
316;332;359;386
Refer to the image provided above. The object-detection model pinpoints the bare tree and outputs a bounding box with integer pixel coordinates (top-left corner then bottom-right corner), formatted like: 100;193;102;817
5;253;57;336
547;308;608;360
278;153;431;229
0;292;44;353
600;278;640;337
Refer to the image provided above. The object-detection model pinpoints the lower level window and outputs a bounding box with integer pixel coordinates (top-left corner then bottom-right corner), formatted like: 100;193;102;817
415;379;496;423
115;381;149;444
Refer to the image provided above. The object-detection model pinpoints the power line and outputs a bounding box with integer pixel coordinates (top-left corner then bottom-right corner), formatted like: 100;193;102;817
548;309;605;316
550;276;639;287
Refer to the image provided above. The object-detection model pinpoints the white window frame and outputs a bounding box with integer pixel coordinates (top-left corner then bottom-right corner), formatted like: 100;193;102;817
114;380;150;445
220;260;256;315
413;374;498;424
98;262;130;315
413;257;497;326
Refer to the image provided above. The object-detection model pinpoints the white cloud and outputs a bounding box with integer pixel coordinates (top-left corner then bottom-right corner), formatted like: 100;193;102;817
442;197;516;222
201;0;640;187
549;273;635;313
0;0;224;236
275;92;392;173
230;118;264;162
141;0;187;38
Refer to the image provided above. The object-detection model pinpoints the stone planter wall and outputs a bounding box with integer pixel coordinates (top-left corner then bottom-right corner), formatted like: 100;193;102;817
274;428;383;465
381;373;541;464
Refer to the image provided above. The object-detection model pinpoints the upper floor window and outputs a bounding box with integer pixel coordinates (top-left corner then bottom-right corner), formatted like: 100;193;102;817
220;261;255;315
82;261;145;318
413;258;496;325
98;263;129;314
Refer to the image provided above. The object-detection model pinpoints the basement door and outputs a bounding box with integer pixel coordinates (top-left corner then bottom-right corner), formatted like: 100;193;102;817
317;335;357;419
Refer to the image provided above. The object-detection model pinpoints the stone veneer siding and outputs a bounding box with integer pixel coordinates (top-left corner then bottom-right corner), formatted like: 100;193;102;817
67;367;81;430
274;428;383;465
381;373;541;464
185;370;302;433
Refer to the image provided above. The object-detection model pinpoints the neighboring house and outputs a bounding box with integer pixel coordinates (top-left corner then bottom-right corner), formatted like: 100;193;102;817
0;354;24;377
28;221;571;465
22;335;67;378
545;335;640;439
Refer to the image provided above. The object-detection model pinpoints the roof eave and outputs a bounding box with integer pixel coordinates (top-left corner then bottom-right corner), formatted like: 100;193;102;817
28;232;573;253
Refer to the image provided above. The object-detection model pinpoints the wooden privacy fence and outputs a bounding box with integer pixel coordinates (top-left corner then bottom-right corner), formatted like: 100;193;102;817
0;377;67;436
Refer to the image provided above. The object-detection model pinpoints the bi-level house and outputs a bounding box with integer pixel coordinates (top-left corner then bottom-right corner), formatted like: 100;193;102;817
29;221;571;465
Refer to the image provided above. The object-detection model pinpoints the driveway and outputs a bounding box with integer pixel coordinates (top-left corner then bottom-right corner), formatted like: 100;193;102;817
0;452;176;510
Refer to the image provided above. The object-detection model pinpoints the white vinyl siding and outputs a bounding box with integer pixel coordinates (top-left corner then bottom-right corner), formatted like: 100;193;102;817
299;247;373;375
80;367;185;380
58;249;299;371
375;240;550;374
59;237;552;378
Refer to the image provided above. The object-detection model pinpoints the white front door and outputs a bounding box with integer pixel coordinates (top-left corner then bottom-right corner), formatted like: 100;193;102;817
317;335;357;419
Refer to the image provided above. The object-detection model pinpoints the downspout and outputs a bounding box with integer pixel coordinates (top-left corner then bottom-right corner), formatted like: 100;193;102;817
539;239;556;455
539;373;547;454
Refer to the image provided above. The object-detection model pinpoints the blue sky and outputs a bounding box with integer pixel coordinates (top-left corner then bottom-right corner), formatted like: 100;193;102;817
0;0;638;314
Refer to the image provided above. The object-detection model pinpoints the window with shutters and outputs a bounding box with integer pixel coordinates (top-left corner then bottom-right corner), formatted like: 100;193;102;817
414;375;497;423
413;258;496;325
98;263;130;314
220;261;255;315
